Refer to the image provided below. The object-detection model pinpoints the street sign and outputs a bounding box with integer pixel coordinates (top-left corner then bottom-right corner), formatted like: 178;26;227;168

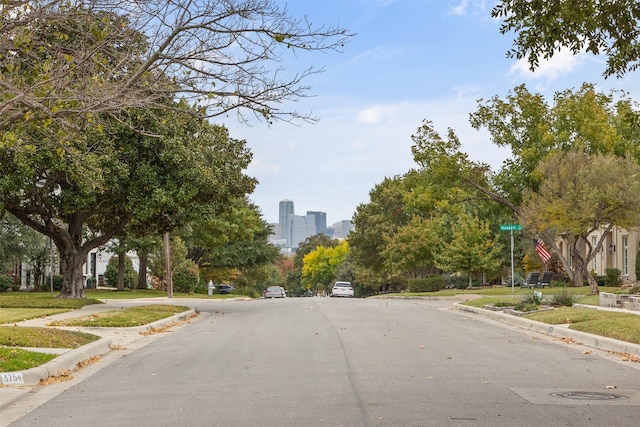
500;224;522;294
500;224;522;231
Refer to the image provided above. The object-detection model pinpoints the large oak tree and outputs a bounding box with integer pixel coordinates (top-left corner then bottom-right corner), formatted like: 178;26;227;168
1;0;350;297
1;107;255;297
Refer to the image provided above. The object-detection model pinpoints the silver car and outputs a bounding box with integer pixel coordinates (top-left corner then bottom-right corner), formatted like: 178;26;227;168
264;286;286;298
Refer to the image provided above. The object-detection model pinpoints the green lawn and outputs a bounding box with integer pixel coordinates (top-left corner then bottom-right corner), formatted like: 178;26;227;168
48;304;190;327
0;308;69;324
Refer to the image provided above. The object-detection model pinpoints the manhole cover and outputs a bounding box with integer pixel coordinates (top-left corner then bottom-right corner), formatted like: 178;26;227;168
549;391;629;401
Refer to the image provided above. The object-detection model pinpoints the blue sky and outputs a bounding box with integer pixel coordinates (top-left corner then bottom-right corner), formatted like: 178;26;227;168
221;0;640;225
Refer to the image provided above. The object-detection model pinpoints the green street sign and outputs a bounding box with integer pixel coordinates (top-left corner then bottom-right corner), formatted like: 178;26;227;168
500;224;522;231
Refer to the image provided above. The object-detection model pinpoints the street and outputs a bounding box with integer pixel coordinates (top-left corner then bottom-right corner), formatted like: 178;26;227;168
6;297;640;426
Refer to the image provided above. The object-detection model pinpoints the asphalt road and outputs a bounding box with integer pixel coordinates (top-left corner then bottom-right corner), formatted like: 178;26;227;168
7;297;640;426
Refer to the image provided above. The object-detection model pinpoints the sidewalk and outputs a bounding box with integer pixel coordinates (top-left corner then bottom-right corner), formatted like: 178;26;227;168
1;299;197;412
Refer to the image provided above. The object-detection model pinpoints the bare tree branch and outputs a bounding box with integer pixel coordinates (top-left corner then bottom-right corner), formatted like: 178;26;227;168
0;0;352;132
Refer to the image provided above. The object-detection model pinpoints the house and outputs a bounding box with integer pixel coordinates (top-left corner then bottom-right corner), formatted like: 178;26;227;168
556;226;639;282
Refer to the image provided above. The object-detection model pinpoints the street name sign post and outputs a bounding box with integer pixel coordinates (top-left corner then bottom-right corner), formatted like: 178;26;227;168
500;224;522;294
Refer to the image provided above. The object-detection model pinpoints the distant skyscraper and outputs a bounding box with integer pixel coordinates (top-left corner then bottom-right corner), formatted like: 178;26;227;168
307;211;329;236
332;220;354;239
291;214;317;248
279;199;294;247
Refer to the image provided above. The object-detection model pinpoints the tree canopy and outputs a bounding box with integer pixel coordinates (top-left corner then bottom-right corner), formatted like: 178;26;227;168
428;84;640;293
0;0;352;135
1;0;351;298
1;105;255;297
493;0;640;78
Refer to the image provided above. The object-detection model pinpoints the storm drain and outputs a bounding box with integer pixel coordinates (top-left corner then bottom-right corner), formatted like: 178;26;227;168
549;391;629;402
511;388;640;405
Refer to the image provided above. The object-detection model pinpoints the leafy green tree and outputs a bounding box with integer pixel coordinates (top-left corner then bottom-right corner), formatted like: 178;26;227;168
420;83;640;294
349;176;411;290
104;255;137;289
1;0;350;299
148;236;198;292
1;107;255;298
302;241;349;293
521;149;640;292
293;234;339;270
182;198;279;293
125;236;161;290
433;212;503;289
0;213;52;290
493;0;640;78
381;215;439;279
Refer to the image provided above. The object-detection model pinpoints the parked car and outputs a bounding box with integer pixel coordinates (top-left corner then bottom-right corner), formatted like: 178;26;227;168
217;284;235;294
331;281;354;297
264;286;286;298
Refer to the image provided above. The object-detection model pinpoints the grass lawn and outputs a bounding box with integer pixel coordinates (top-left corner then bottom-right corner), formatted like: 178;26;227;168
48;304;190;327
525;307;640;344
0;308;69;324
0;348;58;372
0;293;102;308
0;327;100;372
0;326;100;348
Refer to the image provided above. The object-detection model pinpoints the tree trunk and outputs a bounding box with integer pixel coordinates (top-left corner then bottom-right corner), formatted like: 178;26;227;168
117;252;125;291
58;249;87;299
137;252;148;289
586;272;600;295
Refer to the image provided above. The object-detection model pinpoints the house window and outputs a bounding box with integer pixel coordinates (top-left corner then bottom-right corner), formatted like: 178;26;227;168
591;236;597;273
623;236;629;276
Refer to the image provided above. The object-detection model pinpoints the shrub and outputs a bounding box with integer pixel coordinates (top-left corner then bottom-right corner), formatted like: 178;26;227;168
515;302;540;312
172;260;200;293
493;300;516;307
447;275;471;289
521;291;543;305
0;274;12;292
604;268;622;287
552;288;577;307
104;255;137;288
408;276;446;292
193;283;208;295
45;274;63;291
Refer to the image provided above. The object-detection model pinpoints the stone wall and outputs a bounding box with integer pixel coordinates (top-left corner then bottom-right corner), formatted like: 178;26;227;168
600;292;640;311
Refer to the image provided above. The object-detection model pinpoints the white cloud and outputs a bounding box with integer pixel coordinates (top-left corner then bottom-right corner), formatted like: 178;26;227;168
509;48;587;83
349;45;403;64
449;0;469;16
357;106;383;124
228;91;512;224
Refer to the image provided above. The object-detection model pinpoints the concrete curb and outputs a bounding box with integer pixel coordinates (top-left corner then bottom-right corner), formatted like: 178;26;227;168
1;309;197;386
19;337;113;385
454;303;640;356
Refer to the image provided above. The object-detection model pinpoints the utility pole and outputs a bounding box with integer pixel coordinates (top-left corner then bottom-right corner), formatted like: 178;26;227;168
164;232;173;298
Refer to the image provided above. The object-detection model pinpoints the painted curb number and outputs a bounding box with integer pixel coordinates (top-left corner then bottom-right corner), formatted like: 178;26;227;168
1;372;25;385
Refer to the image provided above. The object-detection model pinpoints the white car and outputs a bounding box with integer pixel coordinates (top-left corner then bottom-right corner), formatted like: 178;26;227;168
331;281;354;297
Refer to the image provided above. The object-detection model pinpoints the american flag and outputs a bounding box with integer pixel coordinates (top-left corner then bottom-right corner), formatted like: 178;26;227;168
534;238;552;264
